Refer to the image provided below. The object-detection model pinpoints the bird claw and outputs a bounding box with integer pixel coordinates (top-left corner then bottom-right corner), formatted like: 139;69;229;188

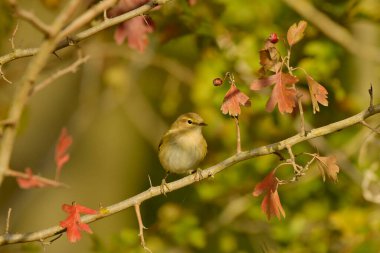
193;168;203;181
160;179;171;196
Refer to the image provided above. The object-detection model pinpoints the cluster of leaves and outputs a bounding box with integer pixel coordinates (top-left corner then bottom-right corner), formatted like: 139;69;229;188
213;21;340;221
251;20;328;114
253;153;340;220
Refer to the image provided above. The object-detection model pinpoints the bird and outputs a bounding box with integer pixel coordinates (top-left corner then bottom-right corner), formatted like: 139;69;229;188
158;112;207;193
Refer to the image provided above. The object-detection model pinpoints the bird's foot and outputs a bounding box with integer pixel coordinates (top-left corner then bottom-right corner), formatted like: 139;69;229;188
192;168;204;181
160;179;171;196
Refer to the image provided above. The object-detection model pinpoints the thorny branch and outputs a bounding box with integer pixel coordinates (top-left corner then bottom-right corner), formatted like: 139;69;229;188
134;204;152;253
0;0;172;66
0;104;379;245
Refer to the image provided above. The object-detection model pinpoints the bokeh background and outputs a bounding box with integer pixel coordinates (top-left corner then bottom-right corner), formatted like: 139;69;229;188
0;0;380;252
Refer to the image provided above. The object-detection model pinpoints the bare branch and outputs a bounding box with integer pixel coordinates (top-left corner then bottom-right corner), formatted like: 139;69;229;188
8;0;52;35
33;54;90;94
0;104;379;245
134;204;152;253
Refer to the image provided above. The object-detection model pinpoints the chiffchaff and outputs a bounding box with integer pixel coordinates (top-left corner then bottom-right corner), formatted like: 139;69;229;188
159;112;207;181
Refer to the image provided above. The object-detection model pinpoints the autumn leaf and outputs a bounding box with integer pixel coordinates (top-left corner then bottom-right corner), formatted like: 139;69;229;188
287;20;307;46
253;170;286;220
221;83;251;117
114;17;154;52
250;72;298;114
306;75;328;114
108;0;154;52
16;168;48;189
55;128;73;181
259;47;282;74
60;202;98;243
315;155;340;182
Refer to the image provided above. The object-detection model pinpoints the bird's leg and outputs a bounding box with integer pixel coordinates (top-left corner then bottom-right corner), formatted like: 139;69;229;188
160;172;171;196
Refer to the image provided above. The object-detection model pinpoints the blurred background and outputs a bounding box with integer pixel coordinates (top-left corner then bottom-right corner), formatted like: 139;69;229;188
0;0;380;252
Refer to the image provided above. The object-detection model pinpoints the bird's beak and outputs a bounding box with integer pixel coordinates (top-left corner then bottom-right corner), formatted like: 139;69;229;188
198;122;207;126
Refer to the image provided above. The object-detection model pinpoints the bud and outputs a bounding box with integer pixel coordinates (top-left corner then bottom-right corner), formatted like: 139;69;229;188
213;77;223;86
268;33;279;44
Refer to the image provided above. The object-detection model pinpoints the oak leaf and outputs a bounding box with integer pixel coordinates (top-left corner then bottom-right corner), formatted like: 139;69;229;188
55;128;73;180
16;168;48;189
221;84;251;117
250;72;298;113
60;203;98;243
287;20;307;46
316;155;340;182
253;170;285;220
306;75;328;113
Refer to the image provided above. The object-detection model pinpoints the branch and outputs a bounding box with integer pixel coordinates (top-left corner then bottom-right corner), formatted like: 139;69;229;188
281;0;380;64
0;104;379;245
8;0;52;35
33;54;90;94
0;0;172;66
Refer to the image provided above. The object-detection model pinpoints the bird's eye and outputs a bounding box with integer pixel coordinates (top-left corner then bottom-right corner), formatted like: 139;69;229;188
187;119;193;124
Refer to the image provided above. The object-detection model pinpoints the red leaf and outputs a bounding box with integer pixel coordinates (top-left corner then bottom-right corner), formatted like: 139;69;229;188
221;84;251;117
55;128;73;180
60;203;97;243
114;17;154;52
287;20;307;46
251;72;298;114
108;0;154;52
316;155;340;182
306;75;328;114
16;168;48;189
253;170;285;220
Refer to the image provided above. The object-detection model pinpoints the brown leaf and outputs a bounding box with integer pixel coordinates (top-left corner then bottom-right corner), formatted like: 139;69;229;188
253;170;286;220
221;84;251;117
259;47;282;73
287;20;307;46
251;72;299;114
306;75;328;113
316;155;340;182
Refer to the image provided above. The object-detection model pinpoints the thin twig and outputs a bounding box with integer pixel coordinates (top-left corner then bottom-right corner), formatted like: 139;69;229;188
33;54;90;94
297;93;306;136
0;105;380;245
286;145;300;174
5;208;12;234
234;116;241;153
8;0;52;35
368;84;374;112
0;65;12;84
9;22;19;51
134;204;152;253
360;120;380;135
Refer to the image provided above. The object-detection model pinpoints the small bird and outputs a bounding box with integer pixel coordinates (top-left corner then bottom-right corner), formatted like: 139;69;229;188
159;112;207;191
